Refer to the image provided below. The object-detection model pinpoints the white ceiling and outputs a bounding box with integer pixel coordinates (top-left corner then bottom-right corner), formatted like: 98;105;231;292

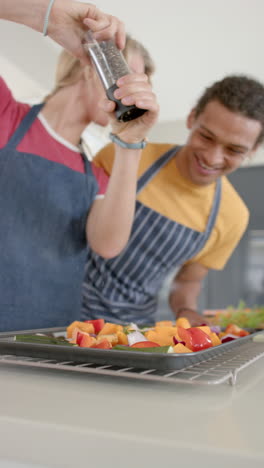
1;0;264;122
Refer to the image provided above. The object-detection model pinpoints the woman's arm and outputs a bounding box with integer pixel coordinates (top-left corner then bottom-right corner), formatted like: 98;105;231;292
0;0;125;60
86;73;159;258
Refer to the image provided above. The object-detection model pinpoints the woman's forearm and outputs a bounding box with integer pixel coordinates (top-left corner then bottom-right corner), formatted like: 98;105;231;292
0;0;47;32
0;0;125;58
86;146;141;258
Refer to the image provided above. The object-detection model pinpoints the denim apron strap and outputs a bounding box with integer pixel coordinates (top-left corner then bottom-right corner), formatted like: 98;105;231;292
5;104;44;149
137;146;180;194
0;103;98;331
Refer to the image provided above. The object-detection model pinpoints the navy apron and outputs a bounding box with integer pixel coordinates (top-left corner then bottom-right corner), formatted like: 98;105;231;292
0;104;98;331
82;146;221;325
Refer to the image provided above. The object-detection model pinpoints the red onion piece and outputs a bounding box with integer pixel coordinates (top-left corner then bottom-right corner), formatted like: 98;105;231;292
221;334;239;343
210;325;221;334
173;336;186;346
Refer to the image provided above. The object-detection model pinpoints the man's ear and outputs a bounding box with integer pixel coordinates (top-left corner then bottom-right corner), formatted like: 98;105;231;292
187;108;196;129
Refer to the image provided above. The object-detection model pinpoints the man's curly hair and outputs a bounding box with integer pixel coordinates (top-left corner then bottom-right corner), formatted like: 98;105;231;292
194;75;264;145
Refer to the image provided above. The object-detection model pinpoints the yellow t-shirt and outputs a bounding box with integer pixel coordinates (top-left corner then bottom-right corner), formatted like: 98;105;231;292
93;143;249;270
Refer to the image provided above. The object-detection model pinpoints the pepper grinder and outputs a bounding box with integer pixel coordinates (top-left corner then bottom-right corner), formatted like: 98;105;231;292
83;31;147;122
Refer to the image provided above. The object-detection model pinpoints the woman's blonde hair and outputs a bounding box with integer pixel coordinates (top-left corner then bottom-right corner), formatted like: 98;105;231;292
44;51;86;101
45;34;155;101
125;34;155;78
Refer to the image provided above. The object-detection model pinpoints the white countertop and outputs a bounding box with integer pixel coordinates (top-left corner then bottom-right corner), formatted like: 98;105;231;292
1;352;264;468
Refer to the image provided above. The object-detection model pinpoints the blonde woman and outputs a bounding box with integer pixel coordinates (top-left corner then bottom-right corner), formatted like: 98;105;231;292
0;0;159;331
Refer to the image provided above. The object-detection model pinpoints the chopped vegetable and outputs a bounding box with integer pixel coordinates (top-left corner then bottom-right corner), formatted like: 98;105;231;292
14;316;252;355
178;327;213;352
127;331;147;346
131;341;160;348
215;301;264;329
221;334;239;343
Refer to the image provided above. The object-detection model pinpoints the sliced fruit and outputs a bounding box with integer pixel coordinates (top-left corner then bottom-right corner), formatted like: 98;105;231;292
144;329;173;346
91;338;112;349
131;341;160;348
155;320;173;327
117;331;129;345
178;326;213;352
96;333;118;346
78;334;96;348
84;319;105;334
225;323;249;337
175;317;191;329
98;322;123;336
76;330;91;346
197;326;211;336
209;332;222;346
173;343;193;353
67;321;94;339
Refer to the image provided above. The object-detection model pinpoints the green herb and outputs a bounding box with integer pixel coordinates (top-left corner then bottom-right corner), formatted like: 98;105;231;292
14;334;75;346
217;301;264;329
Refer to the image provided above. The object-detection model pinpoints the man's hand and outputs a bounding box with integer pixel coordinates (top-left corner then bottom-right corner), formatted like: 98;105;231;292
169;263;209;327
176;307;210;327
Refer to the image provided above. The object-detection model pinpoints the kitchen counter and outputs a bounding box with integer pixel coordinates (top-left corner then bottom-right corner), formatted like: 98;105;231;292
0;350;264;468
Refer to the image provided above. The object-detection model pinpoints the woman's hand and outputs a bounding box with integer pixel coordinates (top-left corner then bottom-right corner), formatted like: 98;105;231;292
48;0;125;62
0;0;125;63
100;73;159;142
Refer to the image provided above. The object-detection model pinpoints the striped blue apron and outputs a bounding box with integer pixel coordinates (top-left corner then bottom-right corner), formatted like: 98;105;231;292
82;146;221;324
0;104;98;332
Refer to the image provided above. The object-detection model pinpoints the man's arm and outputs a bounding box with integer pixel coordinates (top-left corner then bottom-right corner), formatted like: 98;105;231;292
0;0;125;60
169;263;209;326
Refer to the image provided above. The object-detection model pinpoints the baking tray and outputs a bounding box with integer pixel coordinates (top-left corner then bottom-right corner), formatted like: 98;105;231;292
0;327;261;371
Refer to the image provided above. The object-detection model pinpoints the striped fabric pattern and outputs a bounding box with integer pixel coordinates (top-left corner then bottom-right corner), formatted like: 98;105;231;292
82;147;221;324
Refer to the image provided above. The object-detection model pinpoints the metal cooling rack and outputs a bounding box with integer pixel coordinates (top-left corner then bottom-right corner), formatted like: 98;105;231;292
0;339;264;385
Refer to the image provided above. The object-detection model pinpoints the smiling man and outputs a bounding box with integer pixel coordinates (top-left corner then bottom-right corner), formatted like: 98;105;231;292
82;75;264;326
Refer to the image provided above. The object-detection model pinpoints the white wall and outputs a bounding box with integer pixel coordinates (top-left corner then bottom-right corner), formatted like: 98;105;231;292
96;0;264;120
1;0;264;162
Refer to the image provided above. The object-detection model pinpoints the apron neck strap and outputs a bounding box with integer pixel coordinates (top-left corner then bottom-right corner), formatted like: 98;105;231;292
137;146;181;194
6;104;44;149
204;177;222;236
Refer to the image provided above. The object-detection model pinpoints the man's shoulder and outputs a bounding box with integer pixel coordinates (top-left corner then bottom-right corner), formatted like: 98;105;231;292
94;142;176;174
138;142;176;172
221;176;249;223
97;141;174;157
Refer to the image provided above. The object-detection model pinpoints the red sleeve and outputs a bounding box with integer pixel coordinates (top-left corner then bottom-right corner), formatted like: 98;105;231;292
0;76;13;116
91;162;109;197
0;76;30;148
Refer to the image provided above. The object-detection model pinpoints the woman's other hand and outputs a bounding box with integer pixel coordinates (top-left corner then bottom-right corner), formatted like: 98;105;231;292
100;72;159;142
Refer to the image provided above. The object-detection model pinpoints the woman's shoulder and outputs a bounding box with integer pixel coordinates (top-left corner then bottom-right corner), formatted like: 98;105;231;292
0;77;30;147
0;77;28;112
